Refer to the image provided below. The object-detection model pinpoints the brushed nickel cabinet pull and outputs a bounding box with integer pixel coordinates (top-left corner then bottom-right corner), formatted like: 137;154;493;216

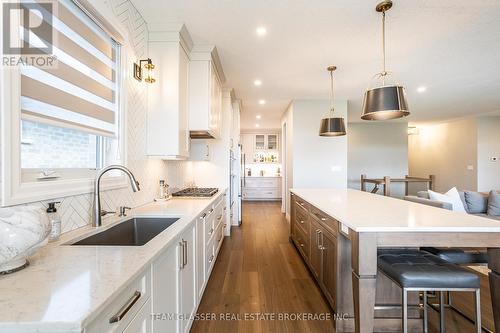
183;240;188;267
208;228;214;235
179;242;184;269
209;208;214;213
300;220;305;224
217;215;222;221
201;213;207;218
208;254;215;263
109;291;141;323
321;217;326;221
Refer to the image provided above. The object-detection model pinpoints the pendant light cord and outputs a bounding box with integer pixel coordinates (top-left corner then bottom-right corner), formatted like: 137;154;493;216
382;11;386;75
329;69;335;116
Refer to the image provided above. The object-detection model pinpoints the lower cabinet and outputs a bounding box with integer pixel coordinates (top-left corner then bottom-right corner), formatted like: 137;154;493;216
123;298;152;333
152;222;196;333
291;194;338;312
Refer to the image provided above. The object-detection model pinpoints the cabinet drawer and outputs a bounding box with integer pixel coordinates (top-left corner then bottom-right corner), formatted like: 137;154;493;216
310;206;338;235
206;236;216;276
245;177;279;188
215;220;224;254
295;197;310;212
293;223;309;259
214;205;224;230
85;269;151;333
294;207;310;236
204;209;216;244
243;188;279;199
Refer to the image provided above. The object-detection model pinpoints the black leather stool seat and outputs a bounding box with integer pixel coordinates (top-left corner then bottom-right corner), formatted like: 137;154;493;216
378;249;480;289
421;247;488;265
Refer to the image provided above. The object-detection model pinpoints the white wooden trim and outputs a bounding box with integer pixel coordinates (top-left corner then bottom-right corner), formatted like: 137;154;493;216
0;1;131;207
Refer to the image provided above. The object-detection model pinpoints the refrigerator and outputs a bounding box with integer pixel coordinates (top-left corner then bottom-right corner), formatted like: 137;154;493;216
230;145;242;226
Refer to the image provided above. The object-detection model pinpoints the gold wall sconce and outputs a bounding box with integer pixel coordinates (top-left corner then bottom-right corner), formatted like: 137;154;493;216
133;58;155;83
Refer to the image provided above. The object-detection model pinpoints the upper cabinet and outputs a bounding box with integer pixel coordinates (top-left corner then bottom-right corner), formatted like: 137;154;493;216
241;132;281;164
189;46;226;139
147;24;193;159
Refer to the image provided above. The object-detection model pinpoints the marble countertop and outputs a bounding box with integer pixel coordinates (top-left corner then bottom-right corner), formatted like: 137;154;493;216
291;188;500;233
0;190;226;333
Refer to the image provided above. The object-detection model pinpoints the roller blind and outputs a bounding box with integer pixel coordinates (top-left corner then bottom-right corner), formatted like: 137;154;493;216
20;0;120;137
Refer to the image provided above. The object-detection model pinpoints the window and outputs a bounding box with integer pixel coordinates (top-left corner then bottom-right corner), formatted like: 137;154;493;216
19;0;122;181
1;0;126;205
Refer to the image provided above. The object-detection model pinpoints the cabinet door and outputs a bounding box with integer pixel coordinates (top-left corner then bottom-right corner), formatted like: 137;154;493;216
180;223;196;333
123;298;152;333
309;219;322;279
196;214;206;300
267;134;278;150
152;242;180;333
255;134;265;150
209;64;222;138
320;229;337;310
179;47;190;157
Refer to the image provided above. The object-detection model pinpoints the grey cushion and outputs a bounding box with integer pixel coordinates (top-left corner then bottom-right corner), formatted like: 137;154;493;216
464;191;488;214
421;247;488;264
488;191;500;216
417;191;430;199
377;249;480;289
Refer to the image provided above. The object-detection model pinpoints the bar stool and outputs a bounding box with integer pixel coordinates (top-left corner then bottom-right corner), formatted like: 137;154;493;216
377;249;481;333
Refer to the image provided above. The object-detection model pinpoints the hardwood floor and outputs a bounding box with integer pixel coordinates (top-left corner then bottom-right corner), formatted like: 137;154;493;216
191;201;482;333
191;201;336;333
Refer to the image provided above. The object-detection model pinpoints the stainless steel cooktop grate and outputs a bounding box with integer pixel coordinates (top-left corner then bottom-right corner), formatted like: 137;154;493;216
172;187;219;197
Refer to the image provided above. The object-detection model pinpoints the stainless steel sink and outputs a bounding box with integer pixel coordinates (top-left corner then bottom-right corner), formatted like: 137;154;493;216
71;217;179;246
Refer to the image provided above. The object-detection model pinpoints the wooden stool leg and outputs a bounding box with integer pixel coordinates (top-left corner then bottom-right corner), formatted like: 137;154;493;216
402;288;408;333
439;291;446;333
475;289;482;333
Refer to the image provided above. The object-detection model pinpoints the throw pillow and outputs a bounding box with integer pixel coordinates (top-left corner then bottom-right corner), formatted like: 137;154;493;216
428;187;467;213
464;191;488;214
488;191;500;216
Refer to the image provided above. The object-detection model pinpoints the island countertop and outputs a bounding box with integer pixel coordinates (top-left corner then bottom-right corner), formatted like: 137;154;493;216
291;188;500;233
0;190;226;333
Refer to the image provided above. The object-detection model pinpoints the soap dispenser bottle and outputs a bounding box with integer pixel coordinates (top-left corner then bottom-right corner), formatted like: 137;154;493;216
47;202;61;242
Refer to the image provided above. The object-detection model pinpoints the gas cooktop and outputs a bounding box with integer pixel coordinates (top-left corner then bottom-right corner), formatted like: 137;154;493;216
172;187;219;197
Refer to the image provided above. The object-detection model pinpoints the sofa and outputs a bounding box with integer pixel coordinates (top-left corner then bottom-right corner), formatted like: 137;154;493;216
404;190;500;265
404;190;500;221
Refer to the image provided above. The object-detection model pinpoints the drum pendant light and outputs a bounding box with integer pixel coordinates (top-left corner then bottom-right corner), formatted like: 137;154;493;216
361;0;410;121
319;66;346;136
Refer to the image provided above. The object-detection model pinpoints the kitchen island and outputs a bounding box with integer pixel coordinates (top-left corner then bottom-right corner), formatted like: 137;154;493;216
290;188;500;333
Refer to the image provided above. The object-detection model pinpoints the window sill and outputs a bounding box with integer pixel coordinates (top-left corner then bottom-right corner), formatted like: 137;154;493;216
2;175;128;206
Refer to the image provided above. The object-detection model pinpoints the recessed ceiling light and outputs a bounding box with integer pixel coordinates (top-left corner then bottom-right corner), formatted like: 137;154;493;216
258;99;266;105
255;124;260;128
254;79;262;86
417;86;427;93
256;27;267;36
256;115;262;119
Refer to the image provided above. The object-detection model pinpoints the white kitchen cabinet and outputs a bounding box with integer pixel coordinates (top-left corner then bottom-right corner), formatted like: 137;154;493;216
254;133;279;151
242;177;282;201
147;26;192;159
179;223;196;333
152;223;196;333
85;269;151;333
189;45;225;139
152;241;180;333
123;298;152;333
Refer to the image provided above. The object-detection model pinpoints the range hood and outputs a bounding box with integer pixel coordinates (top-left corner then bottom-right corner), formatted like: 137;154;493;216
190;131;216;139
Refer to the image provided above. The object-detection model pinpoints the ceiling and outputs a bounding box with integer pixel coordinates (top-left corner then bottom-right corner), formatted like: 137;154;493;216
131;0;500;130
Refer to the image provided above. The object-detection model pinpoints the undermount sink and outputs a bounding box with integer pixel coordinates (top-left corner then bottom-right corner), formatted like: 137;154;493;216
71;217;179;246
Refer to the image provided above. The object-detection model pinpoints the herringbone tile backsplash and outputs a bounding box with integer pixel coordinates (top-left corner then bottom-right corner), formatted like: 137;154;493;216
13;0;192;234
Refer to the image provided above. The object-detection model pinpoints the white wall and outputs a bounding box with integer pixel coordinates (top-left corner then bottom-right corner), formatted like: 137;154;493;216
408;118;478;192
292;100;347;188
477;116;500;191
348;123;408;198
281;99;347;218
281;102;294;218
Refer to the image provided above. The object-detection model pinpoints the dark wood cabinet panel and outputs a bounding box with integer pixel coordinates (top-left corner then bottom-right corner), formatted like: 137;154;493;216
321;229;337;310
291;194;338;312
310;218;322;279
